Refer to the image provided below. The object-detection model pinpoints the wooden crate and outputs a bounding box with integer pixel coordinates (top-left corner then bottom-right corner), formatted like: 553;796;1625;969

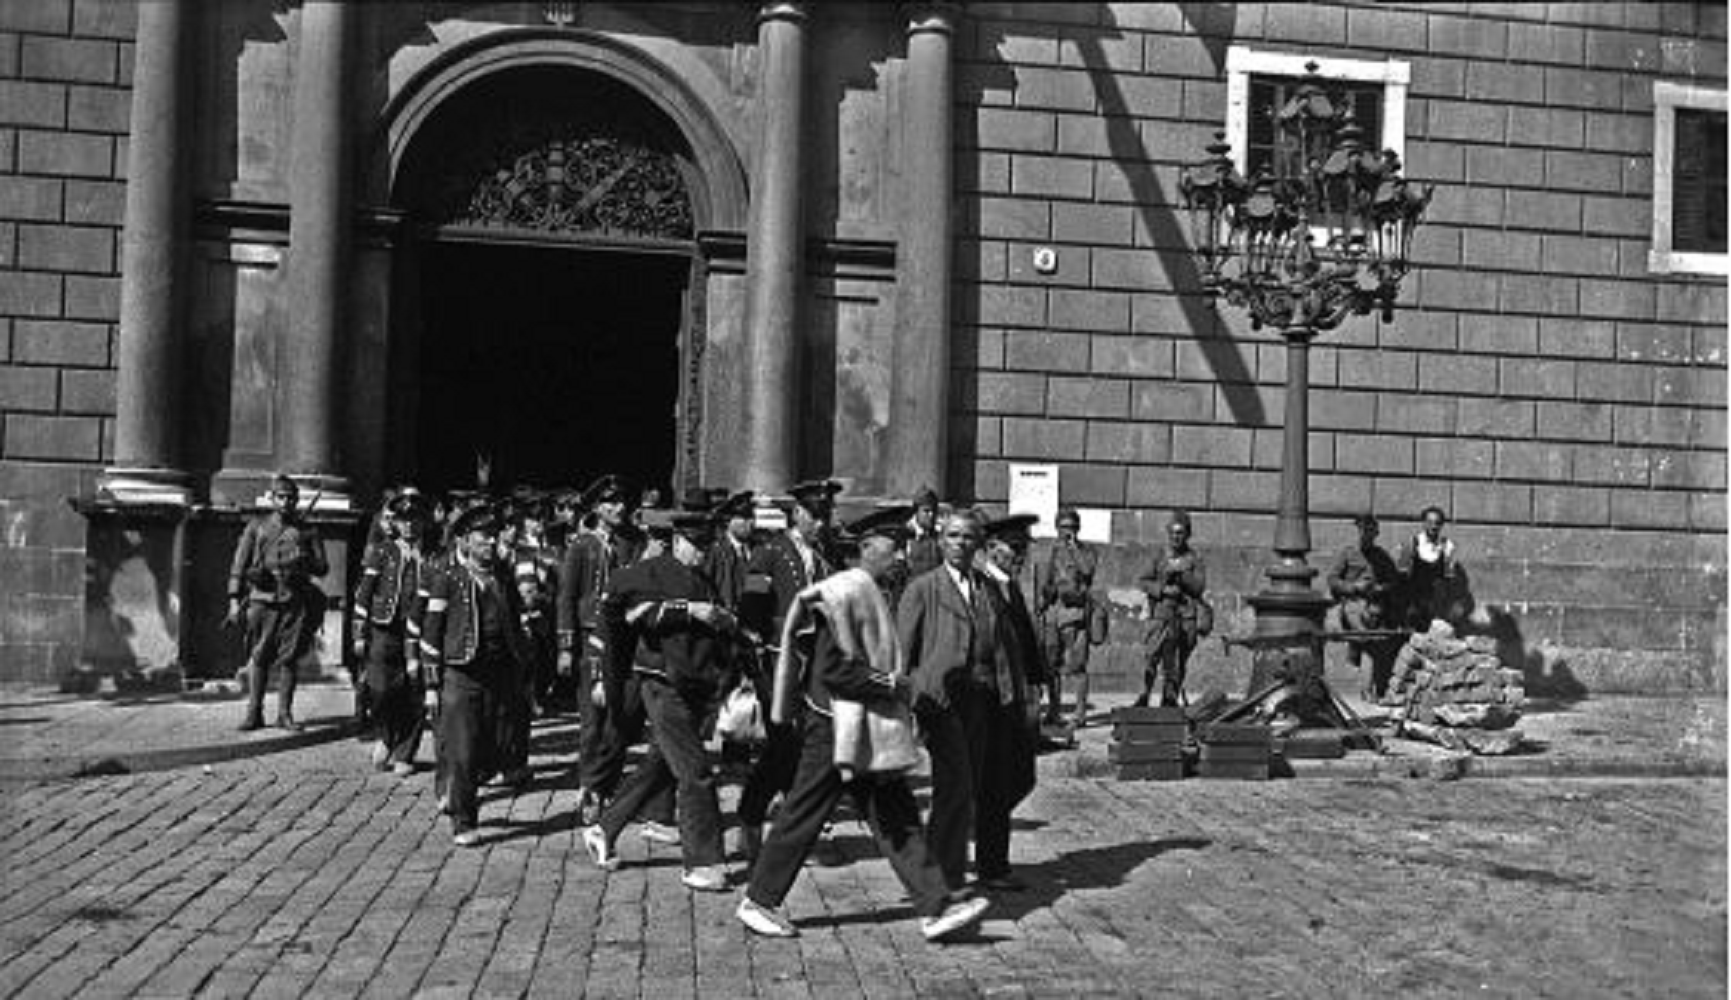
1111;721;1189;744
1117;761;1187;781
1194;759;1269;780
1277;729;1348;760
1112;706;1188;725
1108;741;1186;764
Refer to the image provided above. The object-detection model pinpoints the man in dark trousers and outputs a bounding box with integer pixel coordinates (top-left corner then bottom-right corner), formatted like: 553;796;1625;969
736;479;841;861
556;474;646;825
1034;506;1100;730
736;506;989;943
351;488;434;775
417;500;538;847
1328;513;1402;700
581;503;742;891
899;508;1036;894
228;473;328;732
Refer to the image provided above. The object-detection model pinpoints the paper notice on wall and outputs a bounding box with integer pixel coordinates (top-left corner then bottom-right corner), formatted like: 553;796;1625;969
1076;508;1112;544
1007;463;1059;537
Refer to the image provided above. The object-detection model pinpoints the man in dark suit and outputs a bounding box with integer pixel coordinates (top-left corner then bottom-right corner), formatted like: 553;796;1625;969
736;478;840;860
899;508;1036;893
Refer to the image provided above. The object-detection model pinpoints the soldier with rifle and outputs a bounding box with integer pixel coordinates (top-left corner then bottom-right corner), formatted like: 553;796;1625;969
228;474;328;732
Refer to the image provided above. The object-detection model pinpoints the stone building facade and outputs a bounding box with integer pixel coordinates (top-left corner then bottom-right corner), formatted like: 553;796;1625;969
0;2;1723;691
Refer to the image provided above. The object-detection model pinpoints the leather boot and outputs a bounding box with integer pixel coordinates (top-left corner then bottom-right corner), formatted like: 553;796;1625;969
276;658;302;731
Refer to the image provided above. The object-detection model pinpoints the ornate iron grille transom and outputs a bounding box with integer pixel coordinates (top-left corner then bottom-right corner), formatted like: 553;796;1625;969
450;133;693;239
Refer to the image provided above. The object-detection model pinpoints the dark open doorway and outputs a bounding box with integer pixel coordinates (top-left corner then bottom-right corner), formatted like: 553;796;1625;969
415;241;688;496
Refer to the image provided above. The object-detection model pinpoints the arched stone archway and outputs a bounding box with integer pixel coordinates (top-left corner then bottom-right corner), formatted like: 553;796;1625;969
378;28;747;232
372;33;746;497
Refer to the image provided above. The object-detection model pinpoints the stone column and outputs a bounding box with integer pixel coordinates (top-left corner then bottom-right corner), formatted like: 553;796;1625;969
885;2;957;498
102;0;192;503
739;2;807;493
279;0;354;508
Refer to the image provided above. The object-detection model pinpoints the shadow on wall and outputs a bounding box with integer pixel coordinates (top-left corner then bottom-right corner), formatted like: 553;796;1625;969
1471;605;1588;708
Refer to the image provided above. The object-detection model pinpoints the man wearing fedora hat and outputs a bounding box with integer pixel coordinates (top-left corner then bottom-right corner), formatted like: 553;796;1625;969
557;473;646;824
736;505;989;942
419;500;539;846
352;488;436;775
736;478;842;861
582;499;743;891
228;473;329;732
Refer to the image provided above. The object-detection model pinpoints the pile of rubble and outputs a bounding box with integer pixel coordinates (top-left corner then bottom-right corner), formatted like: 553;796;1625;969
1381;621;1525;755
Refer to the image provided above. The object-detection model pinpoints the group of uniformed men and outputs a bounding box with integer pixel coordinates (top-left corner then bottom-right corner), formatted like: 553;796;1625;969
233;471;1082;942
226;466;1463;941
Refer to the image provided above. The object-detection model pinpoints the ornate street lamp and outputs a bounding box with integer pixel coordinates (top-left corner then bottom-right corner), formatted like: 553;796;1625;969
1181;64;1431;696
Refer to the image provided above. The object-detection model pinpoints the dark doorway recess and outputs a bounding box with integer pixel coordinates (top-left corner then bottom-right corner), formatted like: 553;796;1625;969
415;241;687;496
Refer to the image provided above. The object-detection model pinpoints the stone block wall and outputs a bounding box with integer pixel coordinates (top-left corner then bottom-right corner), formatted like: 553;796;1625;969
0;0;131;682
956;2;1727;692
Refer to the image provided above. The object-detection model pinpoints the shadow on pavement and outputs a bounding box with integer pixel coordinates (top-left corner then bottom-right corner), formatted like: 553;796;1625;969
984;836;1214;924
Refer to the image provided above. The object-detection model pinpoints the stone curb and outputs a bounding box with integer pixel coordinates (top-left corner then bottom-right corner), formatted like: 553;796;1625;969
0;722;357;783
1043;747;1727;782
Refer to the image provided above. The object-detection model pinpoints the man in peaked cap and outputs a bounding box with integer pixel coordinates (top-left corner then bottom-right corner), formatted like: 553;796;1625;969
558;473;647;824
584;493;745;891
736;478;844;861
705;490;757;613
418;498;540;846
736;501;989;943
352;488;436;776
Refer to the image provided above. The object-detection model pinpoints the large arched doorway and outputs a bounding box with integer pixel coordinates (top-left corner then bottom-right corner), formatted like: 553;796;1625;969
391;63;705;497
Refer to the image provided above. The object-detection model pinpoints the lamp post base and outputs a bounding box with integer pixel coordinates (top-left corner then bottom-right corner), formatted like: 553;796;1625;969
1244;561;1333;722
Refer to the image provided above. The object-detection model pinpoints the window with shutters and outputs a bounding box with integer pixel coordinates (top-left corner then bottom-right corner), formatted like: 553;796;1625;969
1651;81;1728;275
1224;47;1410;181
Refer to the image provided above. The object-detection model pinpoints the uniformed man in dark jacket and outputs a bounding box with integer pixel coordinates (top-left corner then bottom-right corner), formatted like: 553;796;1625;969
556;474;646;823
581;503;743;892
736;478;841;860
351;488;434;775
704;490;757;612
418;500;538;847
228;474;328;732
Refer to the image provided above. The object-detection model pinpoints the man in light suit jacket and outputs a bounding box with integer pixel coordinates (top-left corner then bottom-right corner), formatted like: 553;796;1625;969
898;508;1034;894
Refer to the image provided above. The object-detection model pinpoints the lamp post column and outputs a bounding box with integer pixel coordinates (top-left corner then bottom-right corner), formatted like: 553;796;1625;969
1246;326;1331;693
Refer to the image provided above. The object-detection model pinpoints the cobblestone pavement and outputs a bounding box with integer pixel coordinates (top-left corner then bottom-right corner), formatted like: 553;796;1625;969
0;723;1723;999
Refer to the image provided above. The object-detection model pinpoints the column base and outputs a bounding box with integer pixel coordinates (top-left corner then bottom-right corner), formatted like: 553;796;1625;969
96;467;194;506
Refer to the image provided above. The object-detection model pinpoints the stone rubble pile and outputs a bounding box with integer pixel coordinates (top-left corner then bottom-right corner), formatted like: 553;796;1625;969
1381;621;1525;755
